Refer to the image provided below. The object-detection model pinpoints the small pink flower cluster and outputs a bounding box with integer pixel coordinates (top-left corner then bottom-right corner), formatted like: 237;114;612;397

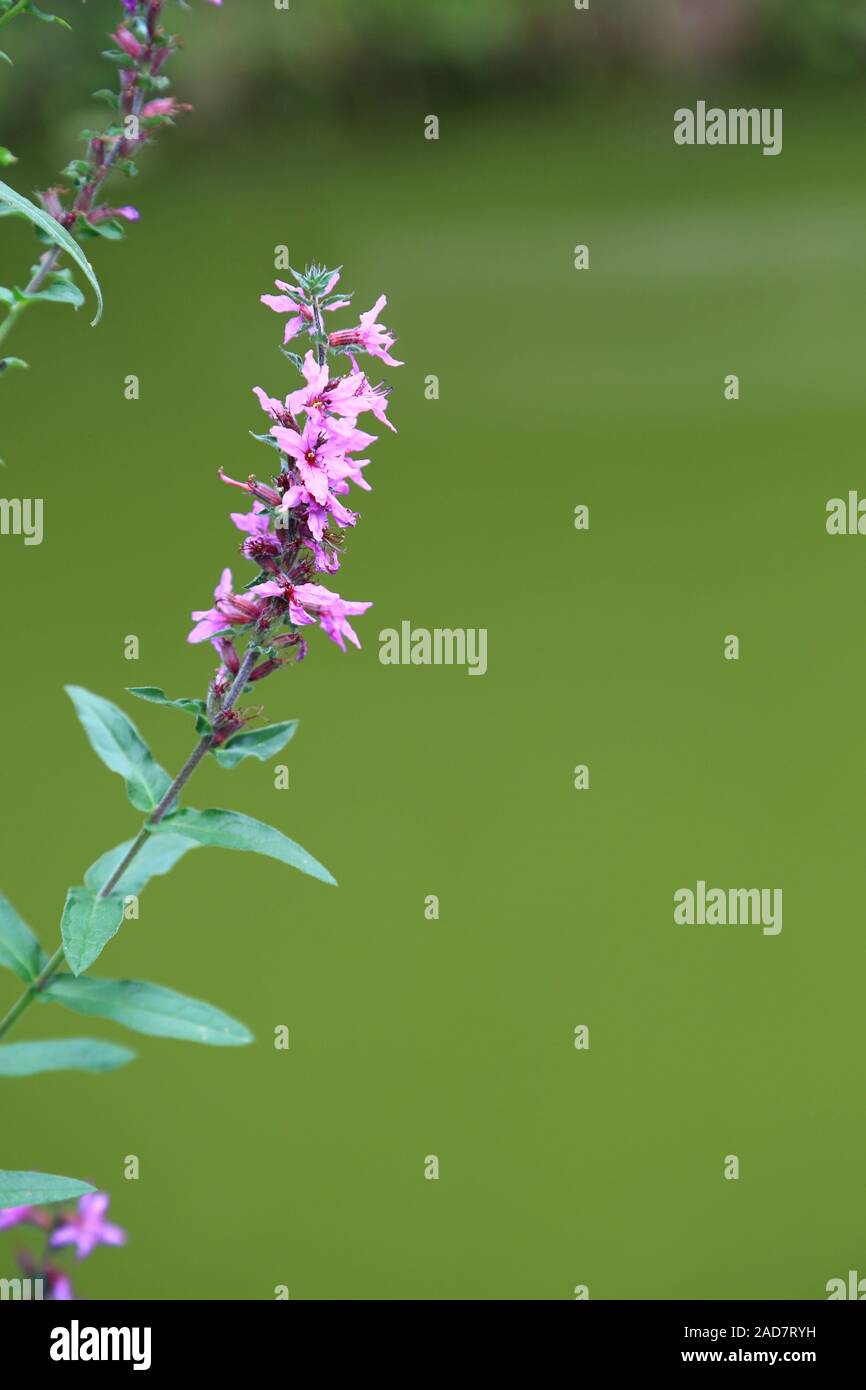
188;264;401;706
40;1;214;239
1;1192;126;1300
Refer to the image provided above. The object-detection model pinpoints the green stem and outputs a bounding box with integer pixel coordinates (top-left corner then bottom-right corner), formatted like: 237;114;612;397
0;643;260;1043
0;945;64;1040
0;1;30;33
312;294;326;368
0;296;28;353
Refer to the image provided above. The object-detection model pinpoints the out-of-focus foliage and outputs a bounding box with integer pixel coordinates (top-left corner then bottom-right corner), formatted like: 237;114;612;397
2;0;866;148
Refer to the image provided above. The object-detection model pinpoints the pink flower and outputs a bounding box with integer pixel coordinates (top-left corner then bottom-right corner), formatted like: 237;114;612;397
141;97;192;120
260;274;350;345
279;482;357;537
247;578;312;628
0;1205;33;1231
49;1193;126;1261
230;506;283;563
329;295;403;367
342;356;397;431
188;568;271;643
88;205;140;225
243;577;370;648
45;1268;75;1301
271;418;351;507
252;386;289;423
284;351;370;425
292;583;372;651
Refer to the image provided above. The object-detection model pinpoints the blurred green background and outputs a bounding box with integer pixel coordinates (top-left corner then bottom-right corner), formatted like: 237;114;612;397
1;1;865;1300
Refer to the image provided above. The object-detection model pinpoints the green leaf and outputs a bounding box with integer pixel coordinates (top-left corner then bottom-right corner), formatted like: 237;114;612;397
0;1171;95;1209
60;886;125;976
65;686;172;813
43;976;253;1047
77;217;124;241
126;686;207;718
0;147;16;167
0;890;46;982
249;429;283;452
0;1038;135;1077
21;276;84;309
0;356;28;372
0;179;102;325
153;807;336;886
29;6;71;28
84;832;199;898
213;721;298;769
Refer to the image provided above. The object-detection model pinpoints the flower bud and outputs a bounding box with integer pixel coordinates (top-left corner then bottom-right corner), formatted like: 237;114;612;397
249;658;284;682
113;28;146;61
213;636;240;674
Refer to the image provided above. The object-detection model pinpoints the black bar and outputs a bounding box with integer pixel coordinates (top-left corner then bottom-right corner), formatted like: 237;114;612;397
3;1298;862;1373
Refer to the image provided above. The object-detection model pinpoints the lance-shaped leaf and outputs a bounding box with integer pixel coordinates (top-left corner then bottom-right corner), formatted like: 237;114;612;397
0;1171;95;1209
127;687;207;718
60;887;125;976
42;976;253;1047
0;889;46;982
23;6;71;30
0;179;102;324
213;720;298;769
0;1038;135;1077
84;832;199;898
14;274;84;310
65;686;172;813
152;807;336;886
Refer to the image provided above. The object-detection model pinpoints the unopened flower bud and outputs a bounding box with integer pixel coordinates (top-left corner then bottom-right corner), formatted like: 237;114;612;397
214;636;240;675
249;658;284;682
113;28;146;62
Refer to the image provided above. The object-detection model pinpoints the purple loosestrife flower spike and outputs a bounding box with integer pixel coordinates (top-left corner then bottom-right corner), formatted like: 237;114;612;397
49;1192;127;1261
189;264;401;695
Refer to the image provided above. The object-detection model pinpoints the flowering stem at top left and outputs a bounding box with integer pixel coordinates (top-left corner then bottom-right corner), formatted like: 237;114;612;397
0;1;223;371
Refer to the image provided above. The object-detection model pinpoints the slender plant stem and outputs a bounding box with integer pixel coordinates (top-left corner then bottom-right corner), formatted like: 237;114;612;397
0;945;64;1040
0;644;260;1043
0;61;147;356
0;1;30;33
312;295;326;368
0;298;27;352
